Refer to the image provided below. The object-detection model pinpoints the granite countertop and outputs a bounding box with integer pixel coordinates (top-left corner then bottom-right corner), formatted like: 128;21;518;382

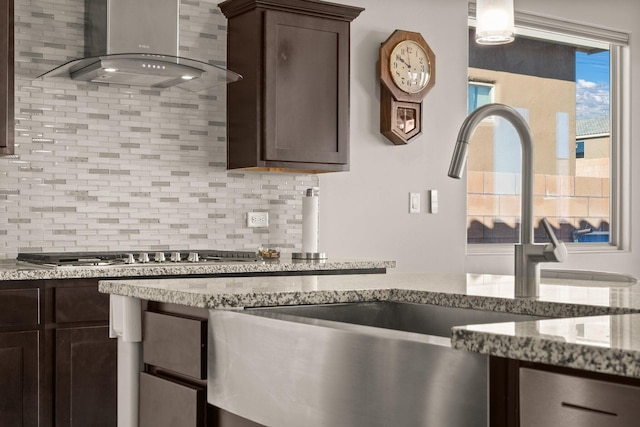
0;258;395;282
451;313;640;378
99;271;640;378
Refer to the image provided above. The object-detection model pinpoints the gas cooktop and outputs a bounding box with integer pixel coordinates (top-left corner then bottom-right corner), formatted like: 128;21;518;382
17;250;260;267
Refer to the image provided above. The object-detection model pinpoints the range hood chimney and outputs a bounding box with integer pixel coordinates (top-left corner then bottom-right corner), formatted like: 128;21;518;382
38;0;241;91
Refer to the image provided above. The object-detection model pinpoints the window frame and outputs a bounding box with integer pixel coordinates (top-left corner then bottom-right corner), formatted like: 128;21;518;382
466;4;631;255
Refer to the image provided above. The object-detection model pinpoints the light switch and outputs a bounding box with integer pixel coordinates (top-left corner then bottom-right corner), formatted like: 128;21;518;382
409;192;420;214
429;189;438;214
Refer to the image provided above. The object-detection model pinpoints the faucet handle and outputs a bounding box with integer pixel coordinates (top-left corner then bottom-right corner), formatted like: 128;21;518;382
541;217;560;246
541;217;568;262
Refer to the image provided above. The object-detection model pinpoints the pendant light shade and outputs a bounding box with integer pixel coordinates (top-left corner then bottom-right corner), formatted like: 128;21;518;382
475;0;515;45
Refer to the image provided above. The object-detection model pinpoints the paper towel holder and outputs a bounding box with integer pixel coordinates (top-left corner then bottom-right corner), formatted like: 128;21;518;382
293;187;327;260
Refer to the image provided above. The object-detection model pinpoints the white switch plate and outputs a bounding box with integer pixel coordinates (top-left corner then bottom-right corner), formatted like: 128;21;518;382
247;212;269;228
409;192;420;214
429;189;438;214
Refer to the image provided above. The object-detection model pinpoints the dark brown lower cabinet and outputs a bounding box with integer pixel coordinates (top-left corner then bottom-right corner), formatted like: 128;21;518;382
490;356;640;427
0;279;116;427
143;302;264;427
0;331;39;427
1;269;381;426
55;326;117;427
44;279;116;427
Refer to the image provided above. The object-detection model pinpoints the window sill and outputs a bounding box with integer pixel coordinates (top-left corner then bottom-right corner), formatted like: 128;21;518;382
466;242;625;256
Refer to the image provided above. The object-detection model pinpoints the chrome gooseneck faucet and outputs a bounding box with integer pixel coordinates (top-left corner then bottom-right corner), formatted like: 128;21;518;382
448;103;567;298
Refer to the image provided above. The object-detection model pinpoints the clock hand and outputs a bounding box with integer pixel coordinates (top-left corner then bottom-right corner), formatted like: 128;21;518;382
396;55;410;68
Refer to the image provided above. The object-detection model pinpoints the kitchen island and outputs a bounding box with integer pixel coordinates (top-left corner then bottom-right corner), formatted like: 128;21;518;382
0;257;393;427
100;271;640;427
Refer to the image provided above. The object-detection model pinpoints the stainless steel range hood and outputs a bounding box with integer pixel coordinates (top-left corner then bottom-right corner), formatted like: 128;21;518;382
38;0;241;91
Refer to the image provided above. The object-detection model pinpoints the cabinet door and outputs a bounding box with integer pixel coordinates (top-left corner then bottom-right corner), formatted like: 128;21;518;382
55;326;117;427
263;10;349;166
0;331;38;427
520;367;640;427
0;0;14;156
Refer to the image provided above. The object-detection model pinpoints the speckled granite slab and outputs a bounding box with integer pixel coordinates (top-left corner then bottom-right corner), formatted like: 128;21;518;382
99;271;640;378
0;258;395;282
452;314;640;378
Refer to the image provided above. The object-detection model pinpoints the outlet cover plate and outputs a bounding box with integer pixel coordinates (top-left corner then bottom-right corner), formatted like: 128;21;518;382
247;212;269;228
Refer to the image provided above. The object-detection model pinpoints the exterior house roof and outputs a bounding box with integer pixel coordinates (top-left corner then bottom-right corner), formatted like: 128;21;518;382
577;117;610;139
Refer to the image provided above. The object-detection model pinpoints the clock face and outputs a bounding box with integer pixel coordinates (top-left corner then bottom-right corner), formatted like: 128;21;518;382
389;40;431;94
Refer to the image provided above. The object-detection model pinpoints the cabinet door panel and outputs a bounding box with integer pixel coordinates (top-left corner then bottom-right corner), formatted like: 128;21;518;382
54;285;109;323
55;326;116;427
0;288;39;327
264;10;348;165
0;331;38;427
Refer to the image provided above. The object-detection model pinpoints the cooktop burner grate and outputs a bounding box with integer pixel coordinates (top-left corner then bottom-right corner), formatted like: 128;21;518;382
17;250;260;266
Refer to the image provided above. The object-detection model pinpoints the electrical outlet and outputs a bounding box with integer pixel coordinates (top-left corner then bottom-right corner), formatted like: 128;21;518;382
247;212;269;228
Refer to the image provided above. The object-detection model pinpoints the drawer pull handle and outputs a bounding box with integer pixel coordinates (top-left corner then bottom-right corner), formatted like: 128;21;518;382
561;402;618;417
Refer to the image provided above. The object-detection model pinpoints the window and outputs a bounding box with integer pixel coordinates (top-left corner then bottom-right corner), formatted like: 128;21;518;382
468;82;494;114
575;141;585;159
466;9;629;250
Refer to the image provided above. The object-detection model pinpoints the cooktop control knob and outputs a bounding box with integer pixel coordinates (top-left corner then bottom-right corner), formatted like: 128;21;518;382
138;253;150;263
124;253;136;264
170;252;181;262
187;252;200;263
154;252;166;263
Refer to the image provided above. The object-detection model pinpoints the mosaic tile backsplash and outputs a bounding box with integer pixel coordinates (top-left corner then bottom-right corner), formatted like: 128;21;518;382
0;0;318;258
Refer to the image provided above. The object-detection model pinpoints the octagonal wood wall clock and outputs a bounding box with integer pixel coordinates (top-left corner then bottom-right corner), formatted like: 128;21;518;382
379;30;436;145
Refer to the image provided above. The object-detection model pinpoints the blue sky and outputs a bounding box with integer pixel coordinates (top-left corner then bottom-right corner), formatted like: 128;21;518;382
575;50;610;121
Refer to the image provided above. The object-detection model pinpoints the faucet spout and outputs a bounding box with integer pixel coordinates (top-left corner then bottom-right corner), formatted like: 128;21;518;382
449;103;567;298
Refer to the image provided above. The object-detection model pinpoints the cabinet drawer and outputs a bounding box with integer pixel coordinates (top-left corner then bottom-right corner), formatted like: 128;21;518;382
143;311;206;379
520;367;640;427
139;372;205;427
0;289;39;327
54;285;109;323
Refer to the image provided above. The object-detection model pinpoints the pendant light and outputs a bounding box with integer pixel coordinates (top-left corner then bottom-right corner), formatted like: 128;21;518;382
475;0;515;45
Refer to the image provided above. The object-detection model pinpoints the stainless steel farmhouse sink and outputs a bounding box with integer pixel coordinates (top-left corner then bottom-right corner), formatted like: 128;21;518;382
208;302;543;427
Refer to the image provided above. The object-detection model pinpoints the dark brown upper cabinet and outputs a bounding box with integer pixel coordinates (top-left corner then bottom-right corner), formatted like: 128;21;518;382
0;0;12;157
219;0;363;173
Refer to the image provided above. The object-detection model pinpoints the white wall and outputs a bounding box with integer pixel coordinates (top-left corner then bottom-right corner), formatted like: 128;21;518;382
320;0;640;277
319;0;469;273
